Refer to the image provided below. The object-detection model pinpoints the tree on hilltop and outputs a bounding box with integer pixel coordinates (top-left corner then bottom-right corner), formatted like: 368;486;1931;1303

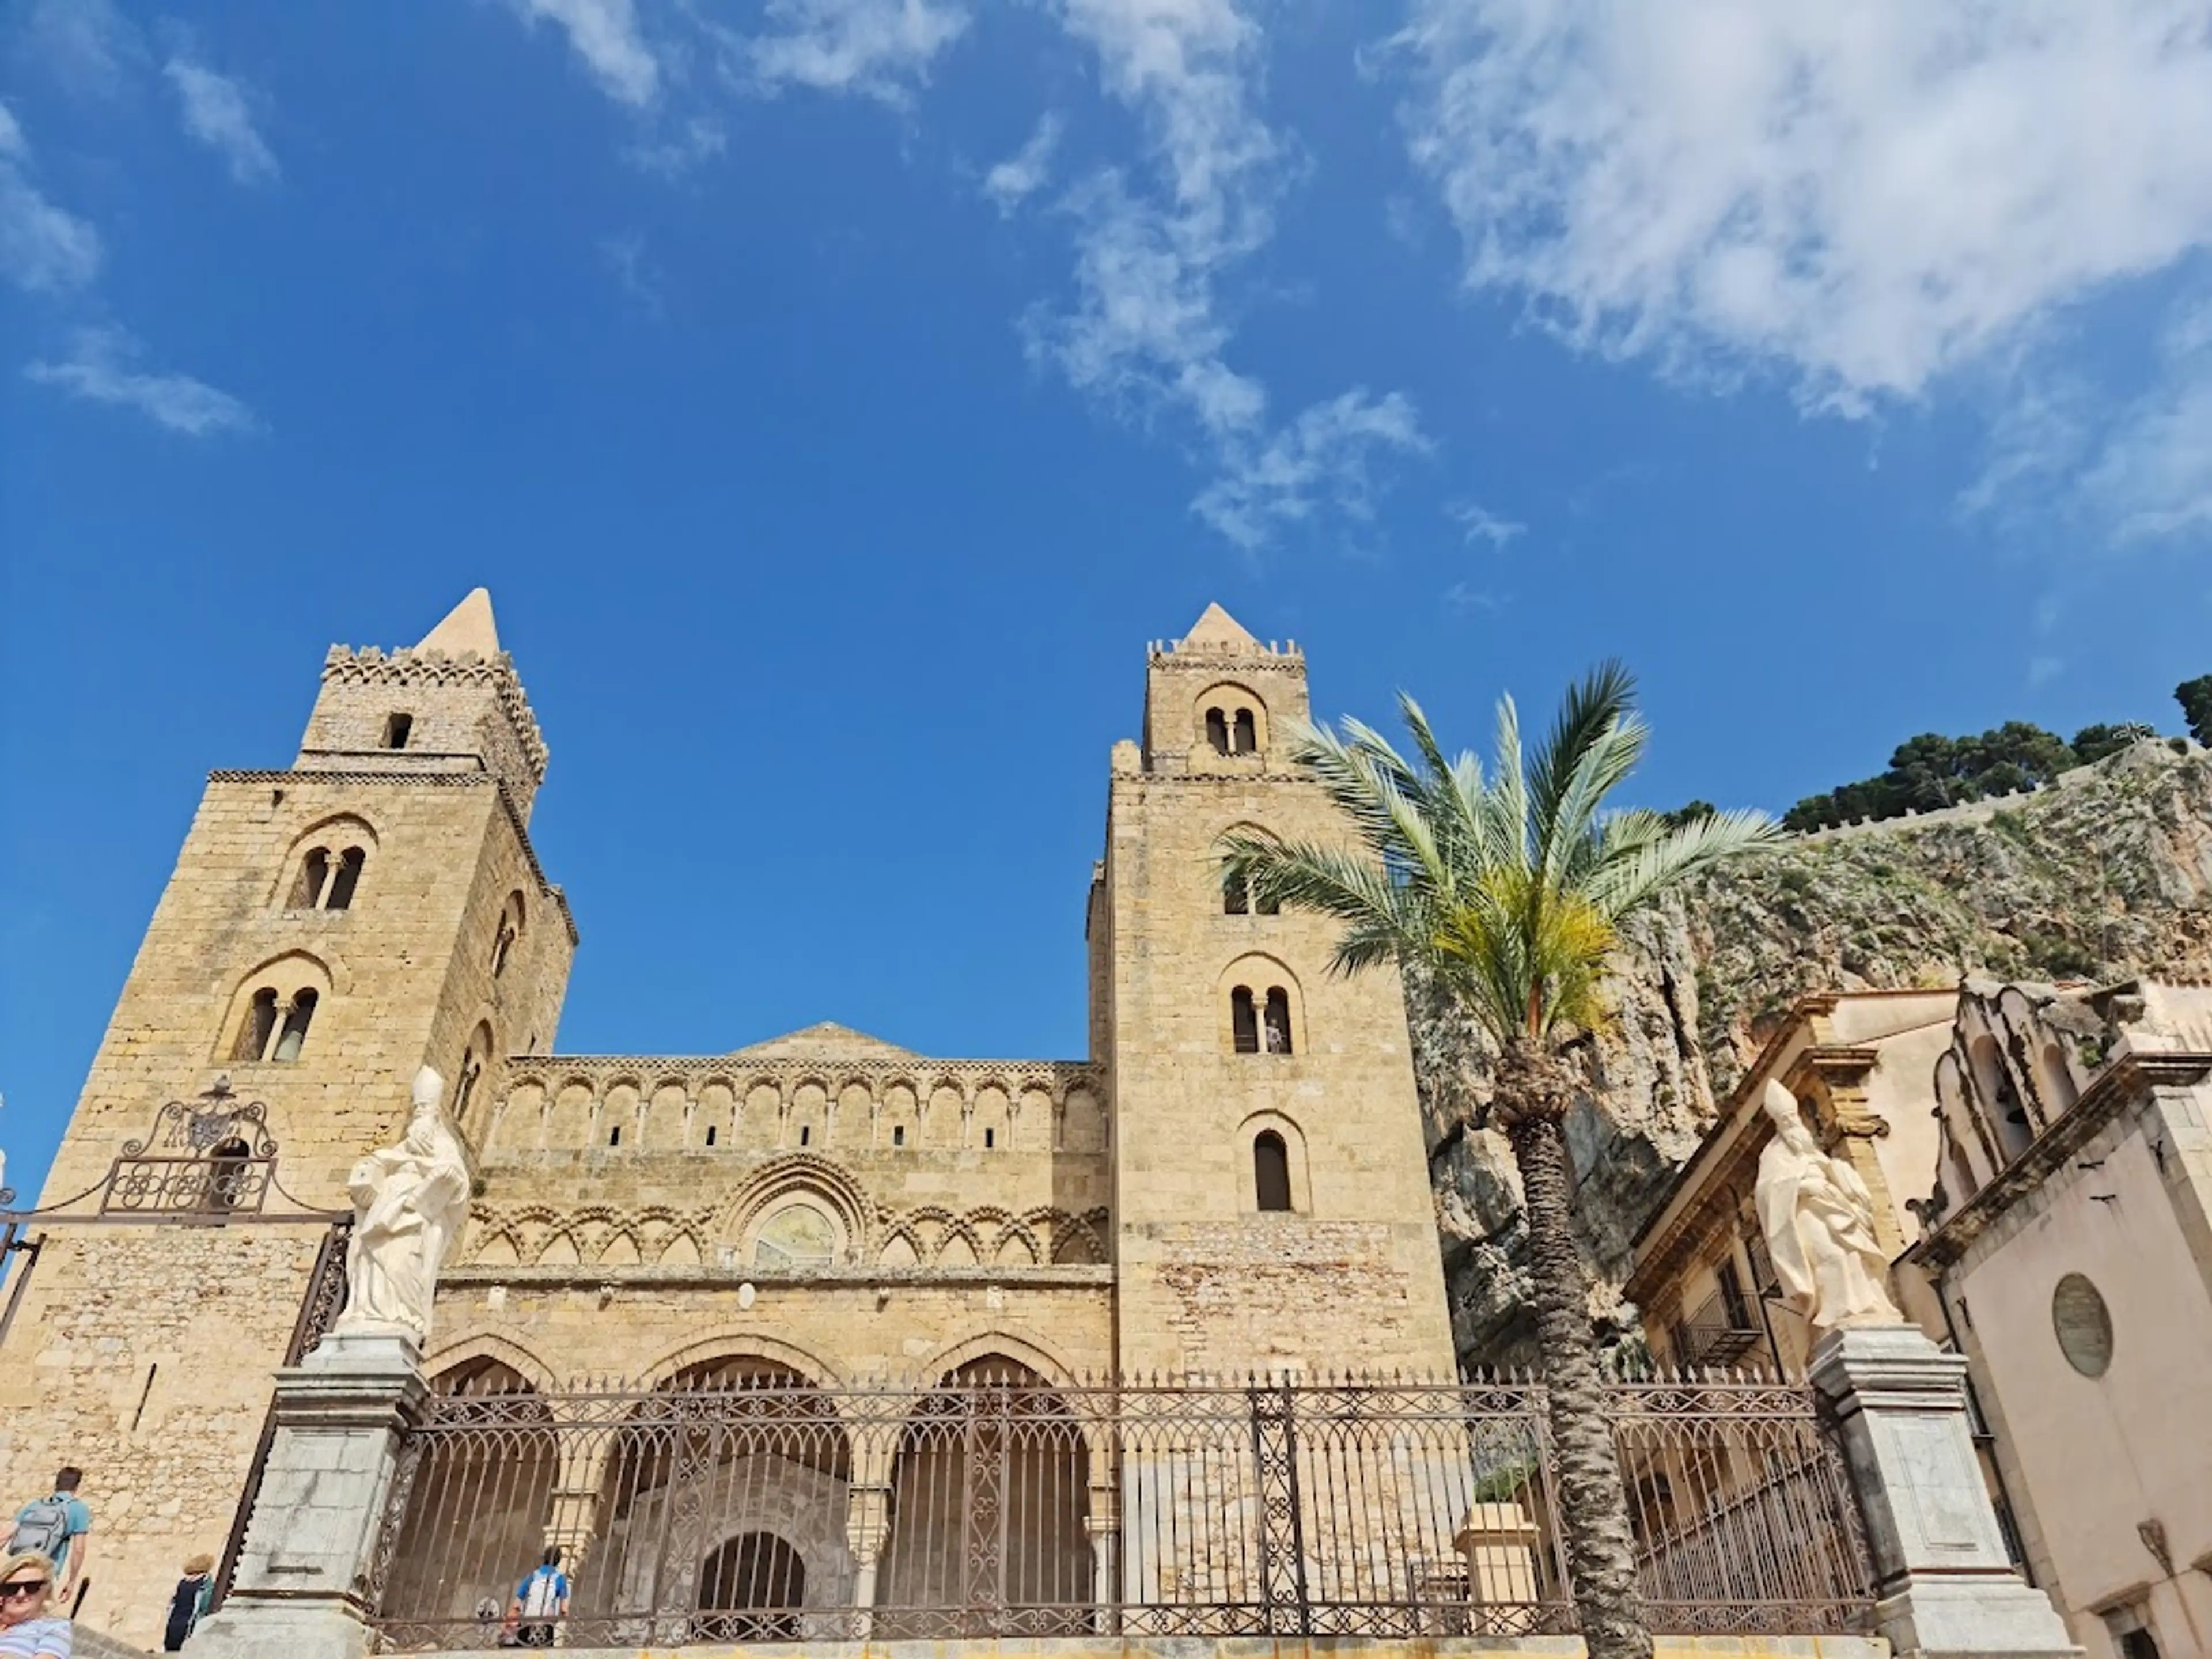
2177;676;2212;747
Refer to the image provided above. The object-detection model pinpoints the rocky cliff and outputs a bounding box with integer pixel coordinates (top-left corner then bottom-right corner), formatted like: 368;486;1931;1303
1415;740;2212;1368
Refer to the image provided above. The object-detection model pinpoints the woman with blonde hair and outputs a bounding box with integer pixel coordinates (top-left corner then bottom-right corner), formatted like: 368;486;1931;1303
162;1554;214;1652
0;1549;70;1658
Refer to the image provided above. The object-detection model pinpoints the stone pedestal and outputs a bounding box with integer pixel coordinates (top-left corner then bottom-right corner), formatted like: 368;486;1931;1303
1810;1325;2078;1659
187;1330;427;1659
1455;1501;1543;1605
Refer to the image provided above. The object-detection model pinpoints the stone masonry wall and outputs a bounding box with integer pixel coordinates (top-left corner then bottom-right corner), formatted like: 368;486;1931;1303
1107;635;1458;1381
0;1223;325;1651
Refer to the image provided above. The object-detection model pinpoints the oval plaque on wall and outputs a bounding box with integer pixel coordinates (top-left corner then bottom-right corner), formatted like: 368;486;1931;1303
2051;1273;2113;1377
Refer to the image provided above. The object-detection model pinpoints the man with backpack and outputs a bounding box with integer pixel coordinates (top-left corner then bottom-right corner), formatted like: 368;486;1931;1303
506;1546;568;1649
8;1470;90;1609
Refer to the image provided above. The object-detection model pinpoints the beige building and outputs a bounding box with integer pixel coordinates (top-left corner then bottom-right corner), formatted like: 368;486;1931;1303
1628;980;2212;1659
0;592;1456;1650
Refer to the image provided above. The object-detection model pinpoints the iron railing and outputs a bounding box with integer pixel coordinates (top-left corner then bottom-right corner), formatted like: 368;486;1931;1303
362;1370;1873;1649
1671;1286;1764;1371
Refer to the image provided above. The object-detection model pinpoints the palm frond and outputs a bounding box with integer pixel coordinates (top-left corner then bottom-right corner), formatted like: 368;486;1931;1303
1214;663;1775;1054
1584;808;1783;922
1529;660;1636;852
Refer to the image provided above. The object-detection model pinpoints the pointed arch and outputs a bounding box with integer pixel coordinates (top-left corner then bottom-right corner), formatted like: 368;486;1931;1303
422;1332;560;1397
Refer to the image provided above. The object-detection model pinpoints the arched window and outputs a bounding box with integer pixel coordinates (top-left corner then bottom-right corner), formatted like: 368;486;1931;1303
698;1531;805;1641
1230;987;1259;1054
271;989;318;1062
1205;707;1230;754
1224;871;1249;915
286;844;366;911
290;849;330;910
454;1027;491;1128
324;847;365;910
206;1135;252;1213
492;894;525;978
1263;988;1293;1054
233;988;280;1062
1253;1131;1292;1211
1233;709;1257;755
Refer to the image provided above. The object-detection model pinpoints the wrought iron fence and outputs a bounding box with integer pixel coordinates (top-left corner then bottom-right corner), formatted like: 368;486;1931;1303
363;1369;1872;1650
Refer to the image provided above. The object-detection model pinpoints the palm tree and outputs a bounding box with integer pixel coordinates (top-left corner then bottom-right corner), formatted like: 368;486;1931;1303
1218;662;1779;1659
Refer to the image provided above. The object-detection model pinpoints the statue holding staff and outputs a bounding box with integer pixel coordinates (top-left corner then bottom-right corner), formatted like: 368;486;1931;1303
332;1066;471;1343
1754;1080;1899;1334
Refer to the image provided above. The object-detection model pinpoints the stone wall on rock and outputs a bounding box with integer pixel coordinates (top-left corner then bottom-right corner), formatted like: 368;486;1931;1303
1419;740;2212;1369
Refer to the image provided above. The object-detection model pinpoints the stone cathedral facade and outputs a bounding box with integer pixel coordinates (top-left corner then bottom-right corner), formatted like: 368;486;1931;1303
0;592;1455;1650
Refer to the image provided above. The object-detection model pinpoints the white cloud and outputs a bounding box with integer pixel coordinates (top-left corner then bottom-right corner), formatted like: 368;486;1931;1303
600;229;664;315
1392;1;2212;411
0;106;101;294
1445;581;1506;615
629;116;728;177
2081;296;2212;544
165;59;279;185
25;328;256;435
513;0;661;107
1195;389;1431;550
16;0;140;100
1962;287;2212;547
985;113;1064;215
1449;499;1524;549
749;0;969;101
1030;0;1427;545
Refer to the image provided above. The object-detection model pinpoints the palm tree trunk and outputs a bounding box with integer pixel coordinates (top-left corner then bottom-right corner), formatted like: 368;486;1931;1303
1497;1043;1652;1659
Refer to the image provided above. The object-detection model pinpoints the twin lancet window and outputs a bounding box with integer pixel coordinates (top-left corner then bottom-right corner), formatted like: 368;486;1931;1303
290;846;366;911
1222;872;1279;916
1230;986;1294;1055
1203;707;1258;756
233;987;319;1063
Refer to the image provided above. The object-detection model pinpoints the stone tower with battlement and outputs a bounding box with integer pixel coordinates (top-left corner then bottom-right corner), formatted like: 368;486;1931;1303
1;595;1457;1650
0;591;575;1643
1094;603;1457;1378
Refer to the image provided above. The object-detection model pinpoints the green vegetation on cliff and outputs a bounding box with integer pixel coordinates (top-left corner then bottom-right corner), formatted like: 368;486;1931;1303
1778;677;2202;833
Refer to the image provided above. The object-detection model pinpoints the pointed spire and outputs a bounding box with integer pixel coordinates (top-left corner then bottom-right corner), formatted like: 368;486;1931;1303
1179;601;1259;651
416;588;502;658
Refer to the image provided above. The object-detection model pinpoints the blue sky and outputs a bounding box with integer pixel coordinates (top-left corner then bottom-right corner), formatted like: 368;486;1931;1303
5;1;2212;1196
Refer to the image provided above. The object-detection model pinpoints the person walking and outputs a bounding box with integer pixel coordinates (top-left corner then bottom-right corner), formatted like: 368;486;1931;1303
6;1472;89;1612
0;1551;71;1658
506;1547;568;1649
161;1554;214;1652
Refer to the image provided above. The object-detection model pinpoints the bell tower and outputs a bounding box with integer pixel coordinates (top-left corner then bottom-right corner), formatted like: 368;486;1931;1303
1098;604;1455;1378
0;590;575;1649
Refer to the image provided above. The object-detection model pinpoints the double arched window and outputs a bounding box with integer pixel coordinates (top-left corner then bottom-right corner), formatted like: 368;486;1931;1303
233;986;320;1063
1221;870;1279;916
289;845;366;911
1229;986;1294;1055
1203;706;1260;756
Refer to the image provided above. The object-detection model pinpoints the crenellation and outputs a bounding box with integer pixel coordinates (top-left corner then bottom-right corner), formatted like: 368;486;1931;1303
5;597;1463;1651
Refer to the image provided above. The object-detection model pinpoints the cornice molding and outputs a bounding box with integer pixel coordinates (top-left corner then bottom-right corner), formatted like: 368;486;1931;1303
1908;1052;2211;1269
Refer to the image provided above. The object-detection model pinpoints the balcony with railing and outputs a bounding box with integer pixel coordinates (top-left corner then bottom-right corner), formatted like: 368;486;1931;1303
1671;1282;1765;1371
